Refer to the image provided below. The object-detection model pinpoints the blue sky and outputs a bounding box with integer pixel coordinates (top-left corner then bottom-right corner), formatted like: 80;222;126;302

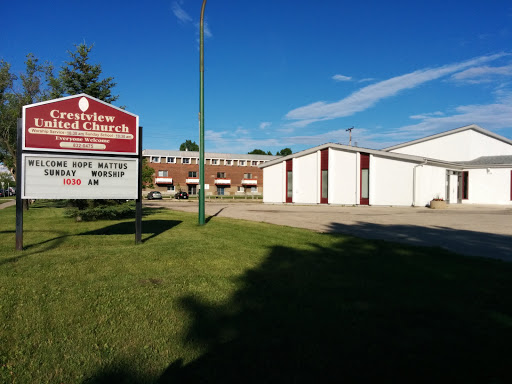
2;0;512;155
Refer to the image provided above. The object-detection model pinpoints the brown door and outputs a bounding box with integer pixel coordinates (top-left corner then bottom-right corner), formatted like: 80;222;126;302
360;153;369;205
320;149;328;204
286;160;293;203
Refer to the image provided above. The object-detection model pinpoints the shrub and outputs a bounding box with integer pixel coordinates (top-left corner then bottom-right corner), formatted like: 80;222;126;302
65;200;135;221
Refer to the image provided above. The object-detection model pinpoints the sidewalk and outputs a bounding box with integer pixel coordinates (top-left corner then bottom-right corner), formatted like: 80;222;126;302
0;199;16;209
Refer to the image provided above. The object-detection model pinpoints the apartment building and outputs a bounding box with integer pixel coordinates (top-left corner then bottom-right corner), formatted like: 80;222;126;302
143;149;279;196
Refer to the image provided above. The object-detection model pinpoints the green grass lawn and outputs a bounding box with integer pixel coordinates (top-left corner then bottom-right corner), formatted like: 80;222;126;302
1;201;512;383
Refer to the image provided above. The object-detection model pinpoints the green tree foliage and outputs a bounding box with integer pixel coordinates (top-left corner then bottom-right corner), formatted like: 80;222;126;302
0;45;119;176
141;157;154;188
276;148;292;156
0;54;55;175
57;43;119;103
248;149;267;155
0;60;17;173
55;44;122;213
179;140;199;151
248;149;277;155
0;45;123;216
0;171;15;188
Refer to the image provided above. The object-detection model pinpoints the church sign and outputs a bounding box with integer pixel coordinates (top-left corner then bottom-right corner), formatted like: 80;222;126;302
22;154;138;199
23;94;138;155
17;94;142;250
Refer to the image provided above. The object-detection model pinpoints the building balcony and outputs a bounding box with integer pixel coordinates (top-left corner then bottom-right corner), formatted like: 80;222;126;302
214;178;231;185
186;178;199;184
241;179;257;186
155;177;173;184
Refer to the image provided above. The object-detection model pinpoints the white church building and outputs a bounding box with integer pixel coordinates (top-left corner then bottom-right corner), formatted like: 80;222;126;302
260;125;512;206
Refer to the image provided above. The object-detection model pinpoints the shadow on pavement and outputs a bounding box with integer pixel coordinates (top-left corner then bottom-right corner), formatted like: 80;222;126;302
327;221;512;261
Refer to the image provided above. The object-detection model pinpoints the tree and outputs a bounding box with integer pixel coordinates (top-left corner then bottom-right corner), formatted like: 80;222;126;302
248;149;267;155
57;44;121;212
267;151;272;155
180;140;199;151
0;171;15;188
58;43;119;103
276;148;292;156
0;61;17;174
0;54;54;175
0;45;120;178
141;157;154;188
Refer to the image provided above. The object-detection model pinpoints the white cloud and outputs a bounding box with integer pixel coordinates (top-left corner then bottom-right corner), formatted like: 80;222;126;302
390;91;512;142
173;1;213;39
235;126;249;135
332;74;352;82
285;118;323;128
204;135;284;154
286;53;508;127
204;22;213;38
194;21;213;38
259;122;272;130
171;1;192;23
206;129;229;143
198;86;512;153
451;64;512;84
260;127;394;150
358;78;375;83
409;111;445;120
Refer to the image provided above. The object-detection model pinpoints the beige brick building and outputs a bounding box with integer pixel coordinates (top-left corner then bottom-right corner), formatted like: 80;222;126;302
143;149;279;196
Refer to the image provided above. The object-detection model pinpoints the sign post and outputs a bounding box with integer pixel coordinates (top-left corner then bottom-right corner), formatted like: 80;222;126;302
17;94;141;250
16;119;23;250
136;127;142;244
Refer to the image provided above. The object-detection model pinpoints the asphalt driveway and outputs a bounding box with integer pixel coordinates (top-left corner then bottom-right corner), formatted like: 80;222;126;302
146;200;512;261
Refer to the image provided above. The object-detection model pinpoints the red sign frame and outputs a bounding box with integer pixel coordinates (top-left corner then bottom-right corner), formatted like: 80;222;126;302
23;94;139;155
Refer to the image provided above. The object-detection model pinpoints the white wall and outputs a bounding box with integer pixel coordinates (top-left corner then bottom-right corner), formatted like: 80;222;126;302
415;165;448;206
329;149;358;204
464;168;512;205
390;129;512;161
293;153;319;204
371;156;415;206
357;156;449;207
263;162;285;203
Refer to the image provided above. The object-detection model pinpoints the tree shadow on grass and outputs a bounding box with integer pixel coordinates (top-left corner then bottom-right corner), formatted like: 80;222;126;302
81;219;181;243
82;361;148;384
0;219;181;266
156;236;512;383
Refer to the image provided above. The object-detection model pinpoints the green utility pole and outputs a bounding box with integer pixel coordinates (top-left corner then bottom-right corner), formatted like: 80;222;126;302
199;0;207;225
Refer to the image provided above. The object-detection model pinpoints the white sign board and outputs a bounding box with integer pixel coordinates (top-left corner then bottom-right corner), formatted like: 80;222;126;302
23;154;138;199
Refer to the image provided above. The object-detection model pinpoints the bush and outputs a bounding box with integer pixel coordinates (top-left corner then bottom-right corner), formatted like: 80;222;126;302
65;200;135;221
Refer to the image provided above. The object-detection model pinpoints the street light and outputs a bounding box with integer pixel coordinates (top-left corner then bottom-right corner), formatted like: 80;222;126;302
199;0;207;225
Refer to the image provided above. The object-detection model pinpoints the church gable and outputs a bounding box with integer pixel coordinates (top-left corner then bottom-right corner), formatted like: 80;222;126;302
384;125;512;162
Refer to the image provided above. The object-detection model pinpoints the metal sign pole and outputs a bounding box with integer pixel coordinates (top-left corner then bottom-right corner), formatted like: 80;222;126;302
16;118;23;250
198;0;207;225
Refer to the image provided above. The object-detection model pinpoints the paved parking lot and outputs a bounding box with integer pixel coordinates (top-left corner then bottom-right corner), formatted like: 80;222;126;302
145;200;512;261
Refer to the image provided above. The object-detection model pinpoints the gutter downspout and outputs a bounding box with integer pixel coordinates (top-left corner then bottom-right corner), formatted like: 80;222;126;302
412;158;428;207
